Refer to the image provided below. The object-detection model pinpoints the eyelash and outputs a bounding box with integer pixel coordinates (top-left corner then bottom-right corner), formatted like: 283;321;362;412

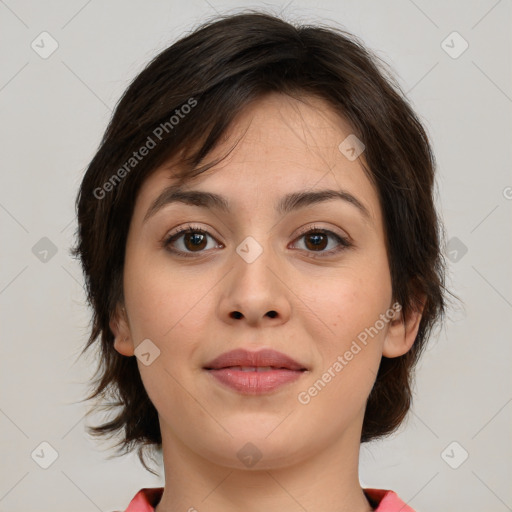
162;223;353;259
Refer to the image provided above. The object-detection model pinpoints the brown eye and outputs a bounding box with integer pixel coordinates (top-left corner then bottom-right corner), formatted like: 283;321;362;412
164;226;221;257
292;227;352;257
182;231;208;251
304;232;329;251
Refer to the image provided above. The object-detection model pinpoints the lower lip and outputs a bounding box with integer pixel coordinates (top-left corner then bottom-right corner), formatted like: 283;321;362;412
205;368;305;394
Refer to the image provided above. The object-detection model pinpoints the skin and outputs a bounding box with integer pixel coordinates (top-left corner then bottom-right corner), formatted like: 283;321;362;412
111;92;423;512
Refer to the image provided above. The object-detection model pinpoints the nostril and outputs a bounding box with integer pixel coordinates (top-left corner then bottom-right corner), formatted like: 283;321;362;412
266;310;277;318
231;311;243;319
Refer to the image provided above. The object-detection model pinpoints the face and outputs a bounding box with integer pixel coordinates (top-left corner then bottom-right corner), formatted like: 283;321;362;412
112;93;420;470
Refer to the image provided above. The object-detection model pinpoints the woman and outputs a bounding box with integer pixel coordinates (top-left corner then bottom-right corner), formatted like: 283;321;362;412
73;11;446;511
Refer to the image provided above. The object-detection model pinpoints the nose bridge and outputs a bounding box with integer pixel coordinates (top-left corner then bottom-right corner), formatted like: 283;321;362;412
233;232;278;295
220;230;291;325
235;234;267;266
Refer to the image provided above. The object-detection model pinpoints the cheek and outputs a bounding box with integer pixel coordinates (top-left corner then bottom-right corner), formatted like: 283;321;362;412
123;247;216;343
298;250;392;395
301;255;392;340
295;277;391;423
122;253;212;417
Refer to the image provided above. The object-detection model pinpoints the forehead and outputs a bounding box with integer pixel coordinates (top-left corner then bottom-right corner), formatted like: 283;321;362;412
132;93;381;224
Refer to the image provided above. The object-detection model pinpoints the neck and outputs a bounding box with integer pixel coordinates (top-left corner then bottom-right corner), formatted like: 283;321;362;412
154;419;373;512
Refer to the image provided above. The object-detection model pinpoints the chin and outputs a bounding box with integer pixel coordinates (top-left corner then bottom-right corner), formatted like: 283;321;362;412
196;429;309;470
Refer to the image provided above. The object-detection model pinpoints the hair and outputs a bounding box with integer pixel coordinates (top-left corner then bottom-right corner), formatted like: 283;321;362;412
72;10;447;474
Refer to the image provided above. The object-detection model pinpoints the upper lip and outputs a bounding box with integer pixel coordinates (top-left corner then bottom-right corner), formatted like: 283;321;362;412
203;348;307;371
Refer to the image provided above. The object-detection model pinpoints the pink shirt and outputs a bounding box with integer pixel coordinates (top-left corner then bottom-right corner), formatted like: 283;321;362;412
121;487;415;511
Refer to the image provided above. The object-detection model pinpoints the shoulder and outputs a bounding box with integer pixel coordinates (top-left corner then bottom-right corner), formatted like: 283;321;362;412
119;487;164;512
364;488;416;511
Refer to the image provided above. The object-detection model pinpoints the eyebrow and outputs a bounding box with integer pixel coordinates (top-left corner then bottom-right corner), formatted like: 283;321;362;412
143;185;371;223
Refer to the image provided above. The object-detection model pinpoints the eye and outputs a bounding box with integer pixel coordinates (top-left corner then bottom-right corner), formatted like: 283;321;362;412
162;224;352;258
291;225;352;257
163;224;222;257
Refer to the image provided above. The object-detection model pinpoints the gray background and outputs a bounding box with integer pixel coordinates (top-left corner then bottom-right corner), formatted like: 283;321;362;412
1;0;511;511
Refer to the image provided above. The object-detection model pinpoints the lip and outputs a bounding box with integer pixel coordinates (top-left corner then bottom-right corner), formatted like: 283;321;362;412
203;348;308;395
204;348;307;371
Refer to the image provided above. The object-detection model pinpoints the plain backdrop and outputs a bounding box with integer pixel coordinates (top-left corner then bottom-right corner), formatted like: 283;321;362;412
1;1;511;511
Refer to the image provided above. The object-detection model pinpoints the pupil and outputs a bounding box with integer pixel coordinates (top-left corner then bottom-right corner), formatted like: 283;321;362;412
186;233;206;251
307;233;326;251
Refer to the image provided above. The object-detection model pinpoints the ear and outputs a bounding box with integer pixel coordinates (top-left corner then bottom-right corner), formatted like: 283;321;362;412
382;297;425;358
110;304;135;357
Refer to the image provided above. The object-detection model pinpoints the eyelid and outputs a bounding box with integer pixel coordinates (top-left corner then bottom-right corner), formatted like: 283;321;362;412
293;223;351;243
162;223;221;244
161;223;220;244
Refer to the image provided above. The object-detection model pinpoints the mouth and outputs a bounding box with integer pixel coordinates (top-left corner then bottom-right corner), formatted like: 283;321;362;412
203;348;308;371
203;348;308;395
209;365;304;372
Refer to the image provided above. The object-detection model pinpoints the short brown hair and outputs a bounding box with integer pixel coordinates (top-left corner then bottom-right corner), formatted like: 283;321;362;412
72;10;446;472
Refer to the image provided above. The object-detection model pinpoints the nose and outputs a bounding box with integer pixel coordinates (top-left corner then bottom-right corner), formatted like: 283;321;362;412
218;239;292;327
230;309;278;320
